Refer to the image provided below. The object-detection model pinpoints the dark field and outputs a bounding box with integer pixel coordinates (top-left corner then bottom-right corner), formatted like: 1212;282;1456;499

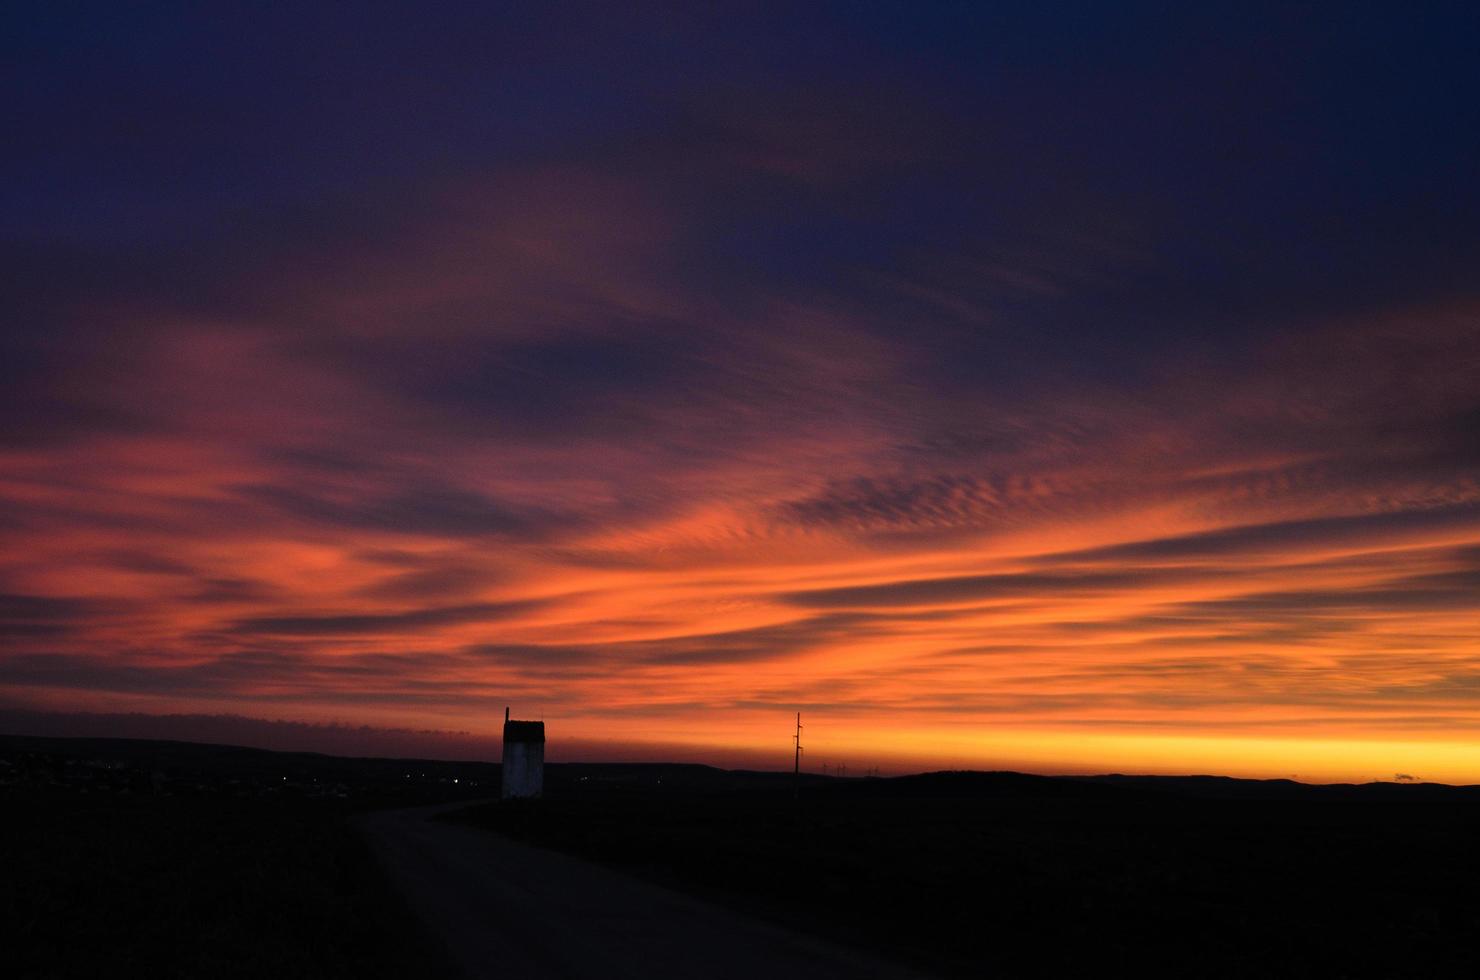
9;735;1480;980
455;770;1480;980
1;735;470;980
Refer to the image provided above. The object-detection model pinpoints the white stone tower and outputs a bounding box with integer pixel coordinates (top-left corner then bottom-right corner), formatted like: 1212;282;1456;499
501;706;545;799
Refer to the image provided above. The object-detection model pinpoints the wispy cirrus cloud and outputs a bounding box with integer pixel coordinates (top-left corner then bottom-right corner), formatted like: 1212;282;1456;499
4;5;1480;780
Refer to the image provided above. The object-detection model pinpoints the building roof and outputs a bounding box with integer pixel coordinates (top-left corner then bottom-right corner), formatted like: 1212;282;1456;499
503;720;545;743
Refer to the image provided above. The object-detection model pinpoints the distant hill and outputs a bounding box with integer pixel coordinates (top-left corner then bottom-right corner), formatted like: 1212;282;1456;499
4;731;1476;803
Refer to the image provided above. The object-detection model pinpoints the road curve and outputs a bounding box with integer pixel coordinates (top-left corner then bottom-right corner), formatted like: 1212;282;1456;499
357;801;935;980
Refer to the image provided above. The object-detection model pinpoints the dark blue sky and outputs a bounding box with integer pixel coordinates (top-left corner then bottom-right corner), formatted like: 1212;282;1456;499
4;3;1480;773
9;3;1478;300
5;3;1476;411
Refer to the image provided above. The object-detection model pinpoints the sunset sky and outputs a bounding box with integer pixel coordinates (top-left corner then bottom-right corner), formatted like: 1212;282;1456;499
5;4;1480;781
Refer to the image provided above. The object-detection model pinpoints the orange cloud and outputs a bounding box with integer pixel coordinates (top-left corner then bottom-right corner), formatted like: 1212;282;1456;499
3;164;1479;783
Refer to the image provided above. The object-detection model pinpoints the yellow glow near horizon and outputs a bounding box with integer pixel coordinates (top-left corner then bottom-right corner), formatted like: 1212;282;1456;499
2;195;1478;781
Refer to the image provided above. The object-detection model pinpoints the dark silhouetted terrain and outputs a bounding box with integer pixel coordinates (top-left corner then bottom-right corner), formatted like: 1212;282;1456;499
8;734;1480;979
454;766;1480;979
1;734;470;979
362;800;929;980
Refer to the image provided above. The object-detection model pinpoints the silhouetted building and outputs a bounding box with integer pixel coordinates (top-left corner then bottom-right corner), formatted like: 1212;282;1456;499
501;707;544;799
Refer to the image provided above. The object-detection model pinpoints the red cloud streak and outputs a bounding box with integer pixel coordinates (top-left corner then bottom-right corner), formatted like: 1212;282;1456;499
3;177;1479;782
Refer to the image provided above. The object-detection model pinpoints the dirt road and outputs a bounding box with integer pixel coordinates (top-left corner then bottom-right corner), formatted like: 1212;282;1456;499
357;802;934;980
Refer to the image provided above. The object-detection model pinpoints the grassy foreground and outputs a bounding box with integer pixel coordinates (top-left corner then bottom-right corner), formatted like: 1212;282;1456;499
3;790;454;979
452;774;1480;979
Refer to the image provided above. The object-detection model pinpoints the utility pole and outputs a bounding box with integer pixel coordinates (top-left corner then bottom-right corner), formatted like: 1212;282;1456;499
793;712;803;799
